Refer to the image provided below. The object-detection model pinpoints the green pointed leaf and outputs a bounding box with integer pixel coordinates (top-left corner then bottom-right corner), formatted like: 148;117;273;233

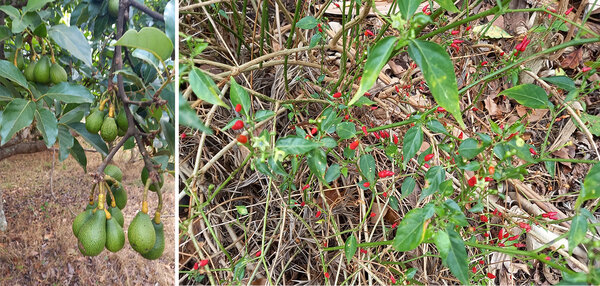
325;164;341;183
0;60;28;90
401;177;416;198
568;214;587;254
188;68;228;108
393;208;426;251
359;154;376;183
164;0;175;43
48;24;92;67
458;138;483;159
34;107;58;147
0;98;35;145
344;234;358;264
57;125;73;161
114;27;174;61
499;84;552;109
436;0;459;12
296;16;318;29
576;163;600;208
408;40;464;128
420;166;446;200
445;227;470;285
276;137;320;154
397;0;421;20
24;0;54;13
179;93;212;133
336;122;356;139
541;76;576;91
403;126;423;164
45;82;94;103
67;122;108;156
69;138;87;172
230;78;251;118
349;37;398;106
307;148;327;180
434;230;450;260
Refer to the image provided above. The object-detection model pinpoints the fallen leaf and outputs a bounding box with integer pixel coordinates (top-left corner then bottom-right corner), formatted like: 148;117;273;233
560;48;582;69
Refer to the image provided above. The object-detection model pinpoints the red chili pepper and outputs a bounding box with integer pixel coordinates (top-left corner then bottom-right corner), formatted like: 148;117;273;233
378;170;394;178
350;140;359;150
180;133;187;139
382;192;387;198
395;86;400;93
311;127;318;135
480;215;488;222
316;210;321;218
422;4;431;15
436;107;446;112
458;132;464;140
488;166;495;175
468;176;477;187
344;114;349;120
582;66;592;72
529;147;537;155
333;92;342;98
481;61;488;66
390;275;396;284
334;3;340;8
360;248;367;254
565;7;574;15
479;260;485;265
235;103;242;112
451;30;459;35
545;256;551;261
514;243;526;247
364;29;374;37
318;27;323;33
423;163;429;169
302;184;309;191
472;107;479;111
256;250;261;257
472;266;477;274
519;222;531;232
484;177;493;182
484;233;489;237
232;120;244;130
199;259;209;267
364;92;371;96
193;262;199;270
237;134;248;144
487;273;496;279
324;272;330;279
508;235;519;241
362;126;368;136
363;182;370;188
391;222;398;228
374;132;380;139
497;242;505;247
370;212;376;218
424;154;434;162
466;25;472;31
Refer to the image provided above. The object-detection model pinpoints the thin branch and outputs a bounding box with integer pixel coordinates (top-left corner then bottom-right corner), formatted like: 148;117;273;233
128;0;164;22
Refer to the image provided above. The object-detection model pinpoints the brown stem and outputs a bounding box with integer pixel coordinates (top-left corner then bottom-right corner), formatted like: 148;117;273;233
128;0;164;22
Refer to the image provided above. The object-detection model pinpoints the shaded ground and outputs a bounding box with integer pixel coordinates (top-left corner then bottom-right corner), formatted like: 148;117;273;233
0;148;175;285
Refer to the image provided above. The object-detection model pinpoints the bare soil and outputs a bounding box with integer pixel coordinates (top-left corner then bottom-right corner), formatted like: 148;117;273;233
0;148;175;285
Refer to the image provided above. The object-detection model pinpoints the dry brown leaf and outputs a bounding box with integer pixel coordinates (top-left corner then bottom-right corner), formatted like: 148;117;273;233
560;48;582;69
516;105;527;117
528;109;549;122
484;96;501;117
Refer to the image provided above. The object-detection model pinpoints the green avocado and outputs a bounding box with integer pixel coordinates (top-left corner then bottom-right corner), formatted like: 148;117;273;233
104;164;123;182
72;209;93;237
101;117;118;142
24;62;36;82
116;108;128;131
128;211;156;254
77;209;106;256
85;109;104;134
50;63;68;84
108;206;124;227
107;186;127;209
108;0;119;17
141;221;165;260
34;56;51;84
105;217;125;252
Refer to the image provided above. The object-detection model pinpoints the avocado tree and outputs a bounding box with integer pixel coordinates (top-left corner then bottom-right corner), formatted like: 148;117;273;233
0;0;175;260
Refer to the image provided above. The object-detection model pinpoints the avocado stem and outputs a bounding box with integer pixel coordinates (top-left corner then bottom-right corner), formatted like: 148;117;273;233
104;181;117;209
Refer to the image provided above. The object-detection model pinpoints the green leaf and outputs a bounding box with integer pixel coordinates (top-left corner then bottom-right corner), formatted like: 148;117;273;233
296;16;318;29
434;230;450;260
229;78;251;118
401;177;416;198
344;234;358;264
235;205;248;215
0;26;11;42
320;108;337;132
576;163;600;208
276;137;320;154
349;37;398;106
408;40;464;128
307;148;327;180
0;98;35;145
445;227;470;285
397;0;421;20
435;0;459;12
541;76;576;91
403;126;423;164
0;6;19;19
34;107;58;147
499;84;552;109
179;93;212;133
164;0;176;44
426;119;449;135
359;154;376;183
69;138;87;172
321;137;337;149
336;122;356;139
0;60;29;90
255;110;275;122
67;122;108;156
45;82;94;103
254;159;273;177
309;33;323;49
58;125;73;161
188;68;228;108
580;113;600;136
325;164;341;183
568;214;587;254
393;208;426;251
458;138;483;160
233;258;247;282
420;166;446;200
48;24;92;67
24;0;54;13
114;27;174;61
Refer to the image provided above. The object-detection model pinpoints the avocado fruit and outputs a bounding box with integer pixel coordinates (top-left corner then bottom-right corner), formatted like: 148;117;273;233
50;62;68;84
24;62;36;82
105;217;125;252
141;221;165;260
85;109;104;134
108;206;124;227
107;186;127;209
141;167;164;192
116;108;128;132
85;201;98;211
128;211;156;254
72;209;93;237
34;56;51;84
77;209;106;256
104;164;123;182
108;0;119;17
101;117;118;142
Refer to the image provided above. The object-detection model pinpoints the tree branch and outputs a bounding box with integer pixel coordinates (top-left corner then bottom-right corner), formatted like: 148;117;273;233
128;0;164;22
0;140;47;161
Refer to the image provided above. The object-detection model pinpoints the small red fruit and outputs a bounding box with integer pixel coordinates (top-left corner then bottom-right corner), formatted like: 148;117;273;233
316;211;321;218
458;132;464;140
393;134;399;144
364;29;374;37
472;266;477;274
529;147;537;155
324;272;330;279
436;107;446;112
480;215;488;222
487;273;496;279
235;103;242;112
488;166;495;175
362;126;368;136
237;134;248;144
180;133;187;139
582;66;592;72
193;262;199;270
333;92;342;98
468;176;477;187
232;120;244;130
370;212;376;218
199;259;209;267
350;140;359;150
479;260;485;265
363;182;370;188
424;154;434;162
451;30;459;35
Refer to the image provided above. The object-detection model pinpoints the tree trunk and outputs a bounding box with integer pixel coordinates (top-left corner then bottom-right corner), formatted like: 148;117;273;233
0;140;47;161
